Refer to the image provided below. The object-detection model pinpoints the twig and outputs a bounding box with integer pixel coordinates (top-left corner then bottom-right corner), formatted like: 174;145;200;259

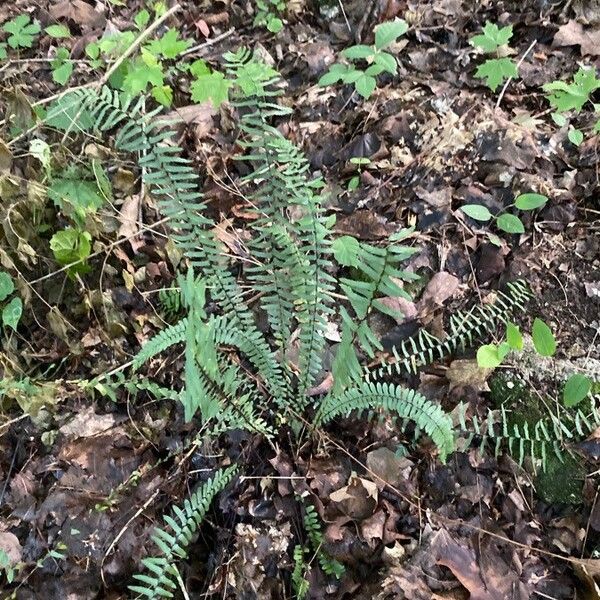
181;27;236;57
495;39;537;110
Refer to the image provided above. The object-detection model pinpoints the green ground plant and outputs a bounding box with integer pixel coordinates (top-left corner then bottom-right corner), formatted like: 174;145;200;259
319;19;408;99
470;21;518;92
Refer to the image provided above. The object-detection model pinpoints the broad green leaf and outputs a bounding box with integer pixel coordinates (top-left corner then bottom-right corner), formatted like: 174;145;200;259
332;236;361;267
373;51;397;74
51;48;73;85
190;71;232;108
347;175;360;191
477;344;503;368
354;73;377;98
551;112;567;126
460;204;493;221
266;16;283;33
514;193;548;211
0;43;7;60
475;58;518;92
134;9;150;29
364;63;385;77
496;213;524;234
45;24;70;38
343;45;374;60
151;84;173;106
318;63;352;86
145;28;192;59
2;296;22;330
374;19;408;50
50;228;92;272
189;59;210;77
470;22;513;53
45;91;94;131
122;56;164;96
349;157;371;165
0;272;14;301
563;373;592;407
49;177;105;225
532;318;556;357
506;321;523;350
568;127;583;146
543;67;600;113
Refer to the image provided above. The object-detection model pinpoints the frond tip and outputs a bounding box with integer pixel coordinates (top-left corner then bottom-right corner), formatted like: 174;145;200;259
129;465;237;599
314;382;454;462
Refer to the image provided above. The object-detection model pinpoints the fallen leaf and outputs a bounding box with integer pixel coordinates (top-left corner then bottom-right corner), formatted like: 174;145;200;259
554;20;600;56
446;359;491;392
418;271;460;310
49;0;106;29
0;531;22;567
59;405;117;438
366;447;413;489
118;195;140;239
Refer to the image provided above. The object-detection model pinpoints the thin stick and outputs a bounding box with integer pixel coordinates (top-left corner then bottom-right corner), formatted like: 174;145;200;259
495;39;537;110
180;27;236;57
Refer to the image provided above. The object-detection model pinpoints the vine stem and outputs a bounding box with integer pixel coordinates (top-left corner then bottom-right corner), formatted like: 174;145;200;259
495;39;537;110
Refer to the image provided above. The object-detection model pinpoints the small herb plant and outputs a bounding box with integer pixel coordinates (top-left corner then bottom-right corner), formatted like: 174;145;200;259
477;317;555;368
347;157;371;191
2;14;40;49
319;19;408;99
0;272;23;331
470;22;518;92
254;0;285;33
543;66;600;146
460;192;548;236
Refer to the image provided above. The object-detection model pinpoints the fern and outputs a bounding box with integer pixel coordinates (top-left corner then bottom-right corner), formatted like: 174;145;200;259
315;381;454;461
458;401;600;471
130;465;237;599
291;545;309;599
158;288;183;321
366;279;531;380
332;230;419;390
301;500;345;579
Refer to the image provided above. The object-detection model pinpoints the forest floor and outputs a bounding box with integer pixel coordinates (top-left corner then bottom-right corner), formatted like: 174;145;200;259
1;0;600;598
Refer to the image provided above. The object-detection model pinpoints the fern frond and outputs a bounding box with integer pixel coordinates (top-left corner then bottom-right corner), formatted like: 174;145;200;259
227;51;334;402
300;501;345;579
158;288;183;321
332;230;418;390
130;465;237;599
366;280;532;380
291;545;309;599
458;400;600;471
314;382;454;461
82;371;180;403
133;319;187;371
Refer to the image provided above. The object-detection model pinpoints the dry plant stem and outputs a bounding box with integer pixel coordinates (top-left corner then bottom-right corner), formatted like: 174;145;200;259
495;39;537;110
180;27;236;56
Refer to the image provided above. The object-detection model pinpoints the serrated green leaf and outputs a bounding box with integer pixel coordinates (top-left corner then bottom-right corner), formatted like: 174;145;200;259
354;73;377;98
0;272;14;302
190;71;231;108
318;63;352;86
532;318;556;357
332;236;361;267
51;54;73;86
267;16;283;33
460;204;493;221
2;296;22;330
134;9;150;29
563;373;592;407
45;24;71;38
122;57;164;96
543;67;600;113
496;213;524;234
475;57;518;92
514;193;548;210
470;22;513;53
343;45;374;60
373;51;397;74
3;15;41;48
145;28;192;59
374;19;408;50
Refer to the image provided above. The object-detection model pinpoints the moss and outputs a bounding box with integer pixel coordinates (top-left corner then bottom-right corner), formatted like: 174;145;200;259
489;372;544;425
535;452;585;505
